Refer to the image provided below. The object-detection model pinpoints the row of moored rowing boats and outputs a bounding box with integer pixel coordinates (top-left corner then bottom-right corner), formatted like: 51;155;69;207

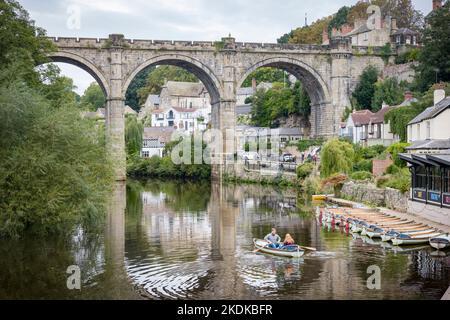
317;206;450;250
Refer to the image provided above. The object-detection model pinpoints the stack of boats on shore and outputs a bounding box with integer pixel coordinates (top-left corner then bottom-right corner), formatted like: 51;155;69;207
316;206;450;250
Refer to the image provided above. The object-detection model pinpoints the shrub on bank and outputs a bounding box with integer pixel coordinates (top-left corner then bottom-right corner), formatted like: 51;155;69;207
296;163;315;180
353;159;373;173
351;171;373;181
0;83;114;238
127;155;211;180
376;168;411;193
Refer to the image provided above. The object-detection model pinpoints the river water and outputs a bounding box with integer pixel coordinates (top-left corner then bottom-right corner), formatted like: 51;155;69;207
0;179;449;300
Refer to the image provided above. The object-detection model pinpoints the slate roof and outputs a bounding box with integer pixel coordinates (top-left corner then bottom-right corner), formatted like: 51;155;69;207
145;94;160;106
237;87;254;96
408;97;450;125
143;127;176;143
392;28;419;36
236;104;252;116
163;81;206;97
406;139;450;151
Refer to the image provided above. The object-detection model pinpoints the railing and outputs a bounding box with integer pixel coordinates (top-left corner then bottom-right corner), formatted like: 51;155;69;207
244;160;298;173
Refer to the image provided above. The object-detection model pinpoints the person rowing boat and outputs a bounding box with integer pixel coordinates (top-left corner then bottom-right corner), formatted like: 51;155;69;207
264;228;282;249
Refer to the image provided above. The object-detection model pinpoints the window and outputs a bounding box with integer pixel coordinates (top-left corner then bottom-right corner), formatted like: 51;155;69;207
428;167;442;192
444;168;450;194
142;151;150;158
426;121;431;140
415;166;427;189
417;124;420;140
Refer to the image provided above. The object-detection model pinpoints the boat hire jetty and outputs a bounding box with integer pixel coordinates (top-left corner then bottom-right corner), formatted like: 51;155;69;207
317;205;449;249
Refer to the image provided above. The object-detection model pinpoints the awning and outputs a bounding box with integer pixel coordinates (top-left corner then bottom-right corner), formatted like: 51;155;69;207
399;153;425;166
399;153;450;167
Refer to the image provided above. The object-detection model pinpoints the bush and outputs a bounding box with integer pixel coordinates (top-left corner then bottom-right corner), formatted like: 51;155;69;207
387;142;410;167
0;83;114;238
303;176;322;195
351;171;373;181
377;168;411;193
386;164;401;175
353;159;373;172
297;139;324;152
321;139;355;178
297;163;314;180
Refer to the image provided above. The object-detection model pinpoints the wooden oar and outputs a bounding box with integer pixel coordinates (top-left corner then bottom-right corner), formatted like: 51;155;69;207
298;245;317;252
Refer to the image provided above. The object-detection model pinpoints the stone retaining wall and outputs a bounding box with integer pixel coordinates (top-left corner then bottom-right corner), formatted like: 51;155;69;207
341;181;408;212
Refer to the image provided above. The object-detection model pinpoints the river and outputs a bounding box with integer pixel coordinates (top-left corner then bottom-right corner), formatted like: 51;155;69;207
0;179;449;300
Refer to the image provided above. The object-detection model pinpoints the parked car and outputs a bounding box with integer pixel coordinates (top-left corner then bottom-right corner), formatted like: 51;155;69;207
280;153;295;163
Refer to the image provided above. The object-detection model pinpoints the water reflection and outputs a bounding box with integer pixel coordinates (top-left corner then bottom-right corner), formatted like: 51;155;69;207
0;180;449;300
123;180;450;300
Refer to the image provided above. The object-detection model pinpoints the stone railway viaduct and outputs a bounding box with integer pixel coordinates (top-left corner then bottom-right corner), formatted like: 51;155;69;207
47;34;387;180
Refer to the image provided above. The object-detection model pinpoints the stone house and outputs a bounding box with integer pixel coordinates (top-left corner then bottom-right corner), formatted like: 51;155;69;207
341;92;416;146
151;107;209;134
400;88;450;225
141;127;176;158
407;90;450;143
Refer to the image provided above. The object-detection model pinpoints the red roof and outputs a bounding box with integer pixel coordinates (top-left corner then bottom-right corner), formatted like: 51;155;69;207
351;110;374;126
172;107;197;113
370;106;396;124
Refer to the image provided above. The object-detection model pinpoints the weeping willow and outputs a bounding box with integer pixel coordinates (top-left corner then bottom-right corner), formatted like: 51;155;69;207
320;139;355;178
125;115;144;156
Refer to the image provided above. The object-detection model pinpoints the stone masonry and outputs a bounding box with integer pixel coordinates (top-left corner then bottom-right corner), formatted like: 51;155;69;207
47;34;388;180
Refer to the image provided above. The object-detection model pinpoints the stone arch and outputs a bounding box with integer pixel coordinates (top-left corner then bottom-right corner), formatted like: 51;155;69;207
47;51;110;97
237;57;331;106
123;54;222;105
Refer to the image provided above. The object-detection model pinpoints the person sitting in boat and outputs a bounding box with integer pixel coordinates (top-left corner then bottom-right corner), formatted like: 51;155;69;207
283;234;295;246
264;228;281;248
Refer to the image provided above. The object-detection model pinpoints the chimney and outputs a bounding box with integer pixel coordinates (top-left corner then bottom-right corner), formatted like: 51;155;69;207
391;18;398;32
404;91;413;101
433;0;443;10
322;28;330;45
434;89;446;105
382;101;389;109
251;78;257;92
341;24;353;35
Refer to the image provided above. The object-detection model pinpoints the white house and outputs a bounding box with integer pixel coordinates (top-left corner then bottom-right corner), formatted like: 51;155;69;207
341;92;416;146
151;107;209;134
141;127;176;158
407;90;450;143
140;81;212;133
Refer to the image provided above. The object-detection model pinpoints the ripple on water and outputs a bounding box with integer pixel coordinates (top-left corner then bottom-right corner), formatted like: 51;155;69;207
125;247;214;300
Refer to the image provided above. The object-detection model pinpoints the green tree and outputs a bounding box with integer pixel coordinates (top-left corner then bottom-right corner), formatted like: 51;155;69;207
385;83;450;141
0;0;55;88
292;81;311;117
137;66;198;105
328;6;351;34
0;81;113;238
372;78;406;111
320;139;355;178
125;67;153;112
242;67;288;87
79;83;106;111
125;116;143;156
288;16;332;44
353;66;379;110
415;1;450;92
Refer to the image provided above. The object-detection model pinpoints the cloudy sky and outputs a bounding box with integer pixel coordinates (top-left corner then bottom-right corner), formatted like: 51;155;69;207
21;0;432;95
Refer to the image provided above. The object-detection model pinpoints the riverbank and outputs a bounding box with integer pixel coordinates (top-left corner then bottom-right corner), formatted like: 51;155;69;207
327;196;450;234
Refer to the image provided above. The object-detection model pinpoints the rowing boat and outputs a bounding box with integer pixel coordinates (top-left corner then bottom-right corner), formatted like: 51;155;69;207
391;232;442;246
429;234;450;250
253;239;305;258
366;224;428;239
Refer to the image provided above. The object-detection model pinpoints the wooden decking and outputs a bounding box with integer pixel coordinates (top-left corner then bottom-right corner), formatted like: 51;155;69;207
327;197;450;234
